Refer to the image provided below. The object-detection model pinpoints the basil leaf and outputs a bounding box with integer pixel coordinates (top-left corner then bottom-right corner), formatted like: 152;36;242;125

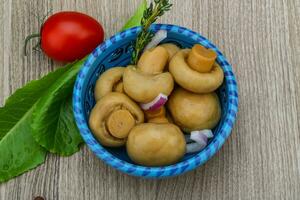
31;59;85;156
0;64;75;183
121;0;147;31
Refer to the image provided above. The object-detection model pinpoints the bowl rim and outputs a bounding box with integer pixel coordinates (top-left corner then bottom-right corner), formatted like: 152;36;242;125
73;23;239;178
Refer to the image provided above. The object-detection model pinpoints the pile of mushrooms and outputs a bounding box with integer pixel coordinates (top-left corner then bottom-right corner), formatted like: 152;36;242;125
89;42;224;166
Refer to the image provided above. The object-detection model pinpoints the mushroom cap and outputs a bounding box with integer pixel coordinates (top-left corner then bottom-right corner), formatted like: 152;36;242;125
123;66;174;103
94;67;124;101
167;87;221;132
169;49;224;93
137;46;169;74
89;92;144;147
126;123;186;166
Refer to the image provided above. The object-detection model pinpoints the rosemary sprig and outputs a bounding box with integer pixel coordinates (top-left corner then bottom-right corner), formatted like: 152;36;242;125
131;0;172;64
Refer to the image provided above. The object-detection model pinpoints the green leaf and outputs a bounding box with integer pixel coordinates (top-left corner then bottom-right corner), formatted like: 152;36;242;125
31;59;85;156
0;63;75;183
0;110;46;183
0;64;73;140
121;0;147;31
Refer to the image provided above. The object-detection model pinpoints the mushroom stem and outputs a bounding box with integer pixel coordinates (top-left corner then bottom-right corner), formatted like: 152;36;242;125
145;107;169;124
106;110;135;139
94;67;125;101
113;81;124;93
187;44;217;73
137;46;169;74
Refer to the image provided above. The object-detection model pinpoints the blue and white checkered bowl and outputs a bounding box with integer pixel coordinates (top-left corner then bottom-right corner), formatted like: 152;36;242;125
73;24;238;178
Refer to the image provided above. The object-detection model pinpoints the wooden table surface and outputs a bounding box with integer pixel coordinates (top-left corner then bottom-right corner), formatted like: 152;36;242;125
0;0;299;199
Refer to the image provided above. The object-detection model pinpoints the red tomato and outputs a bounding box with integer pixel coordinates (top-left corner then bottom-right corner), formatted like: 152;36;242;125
41;11;104;62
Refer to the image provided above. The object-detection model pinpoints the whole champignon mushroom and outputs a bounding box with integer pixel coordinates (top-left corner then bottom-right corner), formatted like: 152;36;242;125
167;87;221;132
169;45;224;93
94;67;124;101
123;46;174;104
123;66;174;103
126;123;186;166
89;92;144;147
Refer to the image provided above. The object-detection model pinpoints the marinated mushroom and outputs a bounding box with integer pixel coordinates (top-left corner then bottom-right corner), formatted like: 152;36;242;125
167;87;221;132
94;67;124;101
169;45;224;93
126;123;186;166
89;92;144;147
123;46;174;104
123;66;174;103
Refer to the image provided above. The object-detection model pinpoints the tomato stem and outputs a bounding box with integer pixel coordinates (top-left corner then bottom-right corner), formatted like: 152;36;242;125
24;33;41;56
40;9;53;25
32;42;42;52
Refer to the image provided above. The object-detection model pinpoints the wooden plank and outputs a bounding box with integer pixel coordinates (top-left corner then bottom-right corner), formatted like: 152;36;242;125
0;0;299;199
0;0;11;105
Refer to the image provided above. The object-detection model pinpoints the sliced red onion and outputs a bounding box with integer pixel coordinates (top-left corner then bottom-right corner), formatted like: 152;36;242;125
190;129;213;144
140;93;168;111
186;130;214;153
144;30;167;51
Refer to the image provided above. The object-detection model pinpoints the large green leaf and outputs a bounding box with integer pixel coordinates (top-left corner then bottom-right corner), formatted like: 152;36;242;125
121;0;147;31
31;59;84;156
0;63;75;183
0;64;73;140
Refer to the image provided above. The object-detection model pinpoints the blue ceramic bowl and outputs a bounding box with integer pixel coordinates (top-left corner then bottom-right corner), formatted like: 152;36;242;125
73;24;238;178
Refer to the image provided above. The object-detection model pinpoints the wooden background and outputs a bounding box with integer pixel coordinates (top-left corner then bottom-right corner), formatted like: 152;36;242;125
0;0;299;199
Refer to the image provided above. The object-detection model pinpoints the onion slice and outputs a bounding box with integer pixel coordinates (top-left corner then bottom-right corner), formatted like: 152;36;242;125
140;93;168;111
190;130;213;144
186;129;214;153
144;30;167;51
186;142;206;153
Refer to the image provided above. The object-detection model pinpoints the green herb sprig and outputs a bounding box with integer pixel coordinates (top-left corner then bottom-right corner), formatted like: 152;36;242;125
131;0;172;64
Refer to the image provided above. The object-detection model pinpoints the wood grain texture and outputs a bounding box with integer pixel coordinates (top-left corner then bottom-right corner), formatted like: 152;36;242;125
0;0;300;199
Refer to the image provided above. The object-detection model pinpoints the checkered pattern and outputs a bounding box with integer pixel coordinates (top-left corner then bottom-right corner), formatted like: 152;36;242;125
73;24;238;178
